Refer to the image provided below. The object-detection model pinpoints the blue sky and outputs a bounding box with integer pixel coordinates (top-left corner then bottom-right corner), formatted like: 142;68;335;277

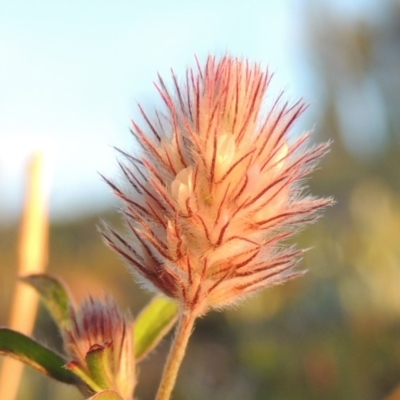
0;0;377;223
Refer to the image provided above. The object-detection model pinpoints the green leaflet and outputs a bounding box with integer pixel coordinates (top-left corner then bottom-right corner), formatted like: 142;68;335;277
85;344;114;390
0;328;78;384
21;273;73;330
134;296;179;361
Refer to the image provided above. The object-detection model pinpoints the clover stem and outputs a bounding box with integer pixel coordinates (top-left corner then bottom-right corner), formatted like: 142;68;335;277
156;309;197;400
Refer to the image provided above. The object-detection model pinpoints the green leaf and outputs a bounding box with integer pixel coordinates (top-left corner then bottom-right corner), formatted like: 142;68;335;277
87;389;124;400
0;328;77;384
134;296;179;361
21;273;73;329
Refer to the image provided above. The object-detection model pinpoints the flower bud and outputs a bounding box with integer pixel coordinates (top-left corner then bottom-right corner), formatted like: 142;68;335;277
63;296;135;400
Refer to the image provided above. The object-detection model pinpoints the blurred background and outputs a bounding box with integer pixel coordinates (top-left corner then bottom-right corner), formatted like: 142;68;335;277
1;0;400;399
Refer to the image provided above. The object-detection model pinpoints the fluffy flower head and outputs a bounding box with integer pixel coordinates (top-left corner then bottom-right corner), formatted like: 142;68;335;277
104;55;332;316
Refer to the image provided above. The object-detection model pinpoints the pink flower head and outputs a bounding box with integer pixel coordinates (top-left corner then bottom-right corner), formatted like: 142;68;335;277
104;55;332;316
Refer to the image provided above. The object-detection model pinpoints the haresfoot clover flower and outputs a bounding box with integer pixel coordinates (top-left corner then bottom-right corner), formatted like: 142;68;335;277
103;55;332;317
63;295;135;400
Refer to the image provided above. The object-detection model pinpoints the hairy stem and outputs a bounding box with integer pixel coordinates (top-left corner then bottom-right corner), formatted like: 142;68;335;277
156;309;197;400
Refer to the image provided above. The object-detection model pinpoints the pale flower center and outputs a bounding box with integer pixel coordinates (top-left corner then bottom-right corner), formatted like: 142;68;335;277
215;133;236;180
273;143;288;172
170;167;194;208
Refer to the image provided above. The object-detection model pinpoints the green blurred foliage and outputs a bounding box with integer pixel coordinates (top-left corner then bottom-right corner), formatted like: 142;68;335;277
1;1;400;399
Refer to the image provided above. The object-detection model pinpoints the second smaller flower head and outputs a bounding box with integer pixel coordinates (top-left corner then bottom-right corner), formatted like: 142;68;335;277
104;55;333;316
63;296;135;400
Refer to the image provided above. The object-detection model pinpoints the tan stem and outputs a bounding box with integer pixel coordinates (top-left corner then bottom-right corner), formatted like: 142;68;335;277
0;153;49;400
156;309;197;400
